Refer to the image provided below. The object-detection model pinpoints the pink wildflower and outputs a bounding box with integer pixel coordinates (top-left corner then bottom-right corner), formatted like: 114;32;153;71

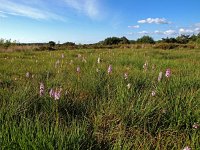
26;72;30;78
183;146;191;150
127;83;131;89
77;66;80;73
108;65;112;74
54;88;62;100
97;57;101;64
151;91;156;97
158;72;163;82
165;68;171;78
124;72;128;80
192;123;199;129
39;83;45;96
49;88;55;98
143;61;148;71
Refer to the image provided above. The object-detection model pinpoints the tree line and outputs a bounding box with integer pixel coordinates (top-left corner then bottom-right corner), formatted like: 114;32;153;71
100;33;200;45
1;33;200;51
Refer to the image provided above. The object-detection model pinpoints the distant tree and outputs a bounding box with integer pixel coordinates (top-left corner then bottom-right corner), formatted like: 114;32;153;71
0;38;4;45
103;37;122;45
195;33;200;44
137;36;155;44
197;33;200;38
49;41;56;47
161;37;177;43
176;35;190;44
189;34;197;42
102;36;130;45
120;36;130;44
129;40;136;44
4;39;12;48
63;42;76;46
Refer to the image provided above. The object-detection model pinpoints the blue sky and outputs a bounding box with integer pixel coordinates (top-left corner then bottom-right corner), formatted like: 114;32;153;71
0;0;200;44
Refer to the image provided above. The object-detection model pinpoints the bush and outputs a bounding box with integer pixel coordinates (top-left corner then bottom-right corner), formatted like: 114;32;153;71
137;36;155;44
153;43;179;49
178;44;195;49
102;37;130;45
49;41;56;47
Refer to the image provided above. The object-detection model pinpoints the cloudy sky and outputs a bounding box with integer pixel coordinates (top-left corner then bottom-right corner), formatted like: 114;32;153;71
0;0;200;43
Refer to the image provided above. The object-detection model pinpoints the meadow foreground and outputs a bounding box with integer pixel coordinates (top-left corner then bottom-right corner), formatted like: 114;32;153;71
0;48;199;149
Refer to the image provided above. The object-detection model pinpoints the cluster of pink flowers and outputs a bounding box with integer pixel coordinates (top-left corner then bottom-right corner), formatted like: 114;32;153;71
157;68;171;82
152;68;171;97
49;88;62;100
39;83;62;100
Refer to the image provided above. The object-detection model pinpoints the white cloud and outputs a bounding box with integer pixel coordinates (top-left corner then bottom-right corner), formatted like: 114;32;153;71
154;30;163;34
195;28;200;32
179;28;194;35
128;25;140;28
138;31;149;34
154;28;199;36
153;30;177;36
85;0;99;18
164;30;177;35
138;18;170;24
137;20;146;24
0;0;64;20
63;0;100;19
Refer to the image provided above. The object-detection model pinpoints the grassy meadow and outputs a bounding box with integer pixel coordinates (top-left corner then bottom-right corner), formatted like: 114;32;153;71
0;48;199;149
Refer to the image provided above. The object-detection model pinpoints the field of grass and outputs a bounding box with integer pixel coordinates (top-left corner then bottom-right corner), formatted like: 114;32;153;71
0;48;199;149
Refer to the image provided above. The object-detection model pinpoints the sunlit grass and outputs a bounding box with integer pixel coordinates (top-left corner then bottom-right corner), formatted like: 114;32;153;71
0;48;199;149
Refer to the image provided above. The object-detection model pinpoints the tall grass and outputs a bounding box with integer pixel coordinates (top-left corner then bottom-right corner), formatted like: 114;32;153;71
0;48;199;149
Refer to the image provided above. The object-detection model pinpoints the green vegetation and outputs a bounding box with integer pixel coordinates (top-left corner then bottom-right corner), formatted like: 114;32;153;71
1;33;200;52
137;36;155;44
101;37;130;45
48;41;56;48
0;48;199;149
